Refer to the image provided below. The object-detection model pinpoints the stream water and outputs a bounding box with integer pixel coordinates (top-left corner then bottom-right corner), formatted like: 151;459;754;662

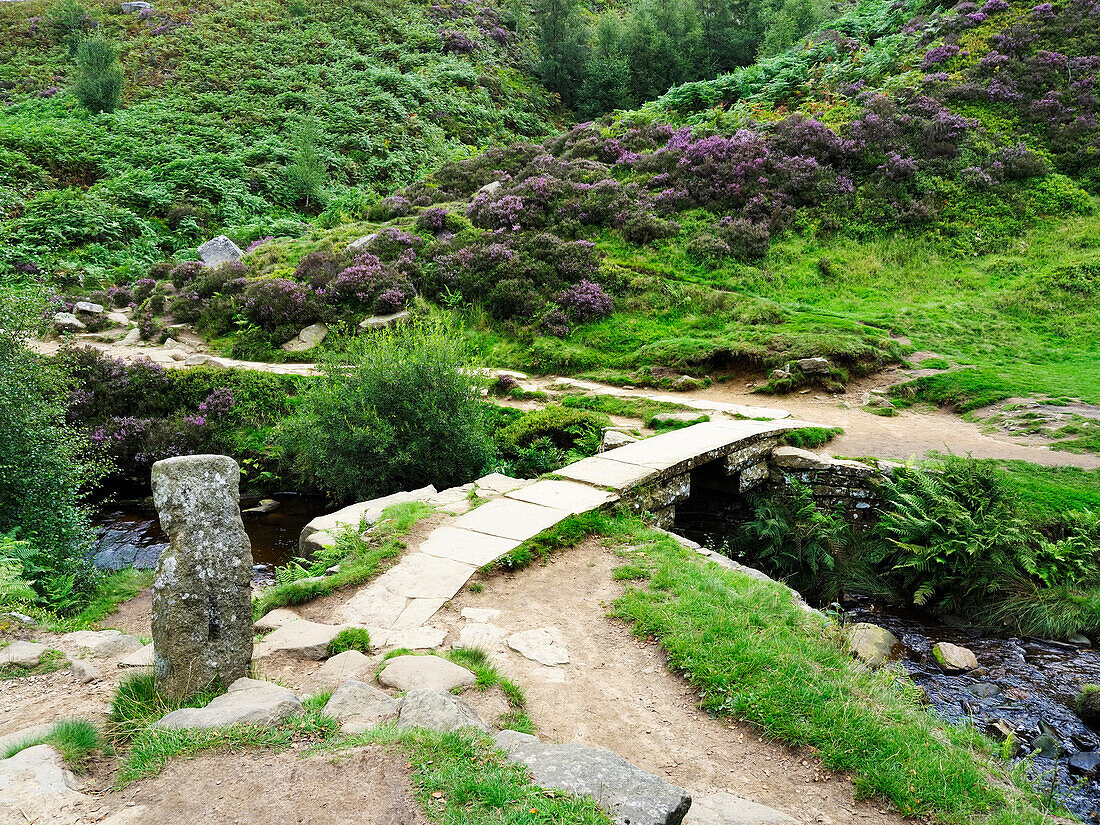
843;595;1100;821
90;494;330;586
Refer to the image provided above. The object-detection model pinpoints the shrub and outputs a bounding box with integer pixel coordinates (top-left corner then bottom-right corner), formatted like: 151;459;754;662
496;405;607;456
276;319;495;502
327;627;372;655
556;279;612;322
72;36;123;114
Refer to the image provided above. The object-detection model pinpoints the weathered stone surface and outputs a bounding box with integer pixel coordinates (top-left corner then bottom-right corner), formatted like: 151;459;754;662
299;484;437;553
281;322;328;352
555;455;660;492
396;690;487;733
459;622;506;648
121;1;153;13
0;641;47;668
738;461;769;494
72;301;104;314
254;608;301;633
0;725;52;754
378;655;476;692
1076;685;1100;729
52;312;85;332
796;357;831;374
182;353;229;368
848;623;900;668
932;642;979;673
61;630;142;658
453;498;568;542
359;311;410;331
622;473;691;514
1030;733;1062;758
345;234;378;254
478;181;502;195
376;626;447;650
121;327;142;345
967;682;1002;699
417;526;520;567
70;659;101;683
770;447;873;477
507;628;569;666
322;680;400;733
1068;751;1100;778
197;235;243;267
105;311;131;326
151;455;254;702
118;643;154;669
0;744;83;800
651;412;709;425
683;793;798;825
474;472;528;496
155;677;301;730
461;607;501;623
311;649;373;690
494;730;691;825
371;553;474;601
252;619;346;661
601;430;639;451
505;479;617;515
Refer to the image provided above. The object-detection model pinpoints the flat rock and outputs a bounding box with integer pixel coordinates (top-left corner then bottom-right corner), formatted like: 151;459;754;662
554;455;660;492
376;626;448;650
252;619;346;661
474;473;528;496
0;744;83;798
418;526;520;567
651;412;709;425
281;322;328;352
505;479;618;515
494;730;691;825
932;642;979;673
155;677;301;729
452;498;567;542
396;689;487;733
507;627;569;666
70;659;101;683
197;235;243;266
461;608;501;623
0;641;47;668
370;552;474;600
322;680;400;733
1068;751;1100;778
967;682;1002;699
61;630;142;658
460;622;506;648
310;650;374;690
359;311;409;330
118;643;154;669
0;725;53;754
121;328;142;345
848;623;900;668
601;430;639;451
73;301;104;314
182;353;229;368
683;793;797;825
254;608;301;633
378;655;476;692
52;312;85;332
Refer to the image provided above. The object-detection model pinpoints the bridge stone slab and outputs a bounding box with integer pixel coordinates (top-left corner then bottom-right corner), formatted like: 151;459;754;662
418;526;521;567
505;479;618;514
452;498;570;542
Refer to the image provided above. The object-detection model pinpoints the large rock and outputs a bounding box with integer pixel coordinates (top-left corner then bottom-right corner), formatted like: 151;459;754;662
396;690;487;733
848;623;900;668
252;619;346;661
1069;751;1100;779
0;641;47;668
281;322;328;353
155;677;301;729
378;655;476;692
197;235;243;267
61;629;142;658
52;312;86;333
683;793;798;825
795;357;831;374
0;744;83;804
150;455;254;702
507;627;569;666
310;649;373;690
931;641;979;673
254;608;301;633
322;680;400;733
494;730;691;825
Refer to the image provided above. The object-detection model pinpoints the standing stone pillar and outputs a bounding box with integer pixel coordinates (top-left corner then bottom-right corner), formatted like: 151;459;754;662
150;455;253;702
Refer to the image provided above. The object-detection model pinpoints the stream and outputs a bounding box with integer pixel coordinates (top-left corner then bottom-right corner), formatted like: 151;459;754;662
90;494;330;587
843;596;1100;821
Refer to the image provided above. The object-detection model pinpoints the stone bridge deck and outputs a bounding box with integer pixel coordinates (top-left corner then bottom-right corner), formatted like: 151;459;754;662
314;417;810;644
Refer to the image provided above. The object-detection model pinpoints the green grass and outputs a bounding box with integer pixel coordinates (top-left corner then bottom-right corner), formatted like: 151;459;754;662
482;510;623;573
0;647;67;679
327;627;372;656
559;393;697;426
608;518;1061;825
12;568;156;633
779;426;844;450
324;726;613;825
444;647;534;733
970;460;1100;520
0;718;103;770
253;501;432;618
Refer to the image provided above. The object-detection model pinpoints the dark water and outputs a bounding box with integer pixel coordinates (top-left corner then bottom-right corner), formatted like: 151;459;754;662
844;596;1100;821
90;494;330;586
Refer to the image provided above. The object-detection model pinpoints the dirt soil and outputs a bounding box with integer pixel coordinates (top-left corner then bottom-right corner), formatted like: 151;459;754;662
88;747;427;825
434;540;910;825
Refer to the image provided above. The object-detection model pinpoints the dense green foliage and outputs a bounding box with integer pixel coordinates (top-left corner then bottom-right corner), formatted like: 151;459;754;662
71;33;122;113
0;299;103;612
276;319;495;501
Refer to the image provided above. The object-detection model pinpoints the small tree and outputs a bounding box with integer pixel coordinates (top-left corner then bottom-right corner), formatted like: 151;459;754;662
285;120;328;211
72;35;123;113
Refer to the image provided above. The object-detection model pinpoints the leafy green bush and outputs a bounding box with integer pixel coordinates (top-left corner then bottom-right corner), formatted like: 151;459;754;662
494;404;609;477
276;319;495;502
71;35;123;114
327;627;371;655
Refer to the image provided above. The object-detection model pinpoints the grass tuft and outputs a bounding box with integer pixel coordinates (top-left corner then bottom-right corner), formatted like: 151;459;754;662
1;719;103;770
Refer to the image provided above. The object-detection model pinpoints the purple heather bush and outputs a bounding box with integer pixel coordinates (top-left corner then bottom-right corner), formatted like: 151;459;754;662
242;278;321;332
416;206;449;233
556;280;613;321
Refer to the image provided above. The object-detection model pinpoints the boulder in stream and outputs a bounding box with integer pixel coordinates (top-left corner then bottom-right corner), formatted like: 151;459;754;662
931;641;979;673
1076;685;1100;730
847;623;900;668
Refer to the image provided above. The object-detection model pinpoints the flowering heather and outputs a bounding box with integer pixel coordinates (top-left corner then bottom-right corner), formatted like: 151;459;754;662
557;280;613;321
243;278;320;331
375;287;408;314
441;29;476;53
245;235;274;254
416;207;449;233
922;43;961;68
198;388;235;417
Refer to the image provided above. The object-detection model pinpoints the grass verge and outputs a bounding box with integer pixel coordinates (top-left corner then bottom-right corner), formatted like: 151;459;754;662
779;426;844;449
253;501;432;618
0;647;67;680
608;517;1061;825
323;725;612;825
0;719;103;770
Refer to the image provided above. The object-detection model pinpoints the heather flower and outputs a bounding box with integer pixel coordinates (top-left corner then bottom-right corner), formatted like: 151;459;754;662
375;287;408;314
245;235;274;254
556;280;613;321
416;207;449;233
922;43;961;68
981;0;1008;10
1032;2;1054;17
198;387;235;417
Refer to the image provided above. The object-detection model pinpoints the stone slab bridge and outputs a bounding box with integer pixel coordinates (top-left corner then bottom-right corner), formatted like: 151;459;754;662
294;415;880;649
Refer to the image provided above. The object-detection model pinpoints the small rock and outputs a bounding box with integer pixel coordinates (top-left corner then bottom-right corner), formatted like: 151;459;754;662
671;375;704;391
121;327;142;345
311;650;373;690
460;622;506;648
118;644;154;669
966;682;1002;699
182;354;229;368
1068;751;1100;779
120;1;152;12
796;357;831;374
683;792;798;825
197;235;243;267
252;619;346;661
242;499;280;515
1030;733;1063;758
358;311;410;331
477;181;502;195
345;234;378;254
847;623;900;668
601;430;638;452
106;312;130;326
494;730;691;825
396;690;487;734
378;655;476;692
281;322;328;353
0;611;36;626
322;680;400;733
72;301;104;315
52;312;86;333
0;744;83;799
155;677;301;729
507;627;569;666
461;608;501;623
474;473;527;496
70;659;101;683
0;641;47;668
378;626;447;650
1068;633;1092;647
61;630;143;658
931;641;979;673
254;608;301;633
986;719;1017;743
650;412;708;425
